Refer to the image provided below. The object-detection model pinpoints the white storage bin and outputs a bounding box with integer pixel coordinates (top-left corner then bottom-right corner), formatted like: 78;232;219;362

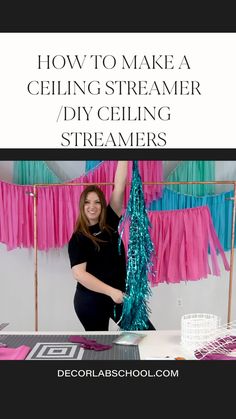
181;313;221;350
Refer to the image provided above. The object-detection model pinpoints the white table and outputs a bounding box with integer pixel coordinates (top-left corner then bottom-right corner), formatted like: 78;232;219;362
138;330;194;359
0;330;195;360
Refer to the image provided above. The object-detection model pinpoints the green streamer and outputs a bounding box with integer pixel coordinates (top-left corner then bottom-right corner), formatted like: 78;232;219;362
167;161;215;195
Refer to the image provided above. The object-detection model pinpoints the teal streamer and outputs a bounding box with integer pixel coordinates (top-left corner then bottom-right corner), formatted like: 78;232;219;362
118;161;155;331
13;161;61;185
85;161;102;172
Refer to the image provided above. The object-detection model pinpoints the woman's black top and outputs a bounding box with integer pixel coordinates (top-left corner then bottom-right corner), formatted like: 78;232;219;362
68;205;126;292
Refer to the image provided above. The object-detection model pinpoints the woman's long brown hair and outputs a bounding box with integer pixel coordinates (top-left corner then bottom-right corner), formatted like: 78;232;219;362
74;185;112;250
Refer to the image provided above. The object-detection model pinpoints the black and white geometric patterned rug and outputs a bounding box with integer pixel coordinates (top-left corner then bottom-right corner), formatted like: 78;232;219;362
0;334;140;360
26;342;84;360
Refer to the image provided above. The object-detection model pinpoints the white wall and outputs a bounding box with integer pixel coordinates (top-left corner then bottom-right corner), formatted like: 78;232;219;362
0;161;235;332
0;161;13;182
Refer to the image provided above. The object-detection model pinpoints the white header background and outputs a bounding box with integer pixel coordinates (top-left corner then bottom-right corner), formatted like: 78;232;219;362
0;32;235;149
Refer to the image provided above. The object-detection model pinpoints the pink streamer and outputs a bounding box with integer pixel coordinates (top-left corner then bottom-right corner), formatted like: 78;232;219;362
0;181;34;250
148;206;230;285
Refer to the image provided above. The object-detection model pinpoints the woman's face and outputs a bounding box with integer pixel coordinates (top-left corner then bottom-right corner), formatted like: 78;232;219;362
84;192;102;225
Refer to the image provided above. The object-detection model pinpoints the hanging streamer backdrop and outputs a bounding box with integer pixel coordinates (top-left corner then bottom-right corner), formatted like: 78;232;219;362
0;161;231;285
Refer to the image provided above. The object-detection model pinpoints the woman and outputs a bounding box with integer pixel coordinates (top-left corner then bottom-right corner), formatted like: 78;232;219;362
68;161;128;331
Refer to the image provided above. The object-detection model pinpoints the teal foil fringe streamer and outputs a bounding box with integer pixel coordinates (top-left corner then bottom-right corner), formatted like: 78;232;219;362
118;161;155;331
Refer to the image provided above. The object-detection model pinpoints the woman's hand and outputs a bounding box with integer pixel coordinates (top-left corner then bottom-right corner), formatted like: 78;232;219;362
110;288;124;304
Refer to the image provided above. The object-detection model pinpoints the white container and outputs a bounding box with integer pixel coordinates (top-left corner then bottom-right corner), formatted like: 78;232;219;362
181;313;221;350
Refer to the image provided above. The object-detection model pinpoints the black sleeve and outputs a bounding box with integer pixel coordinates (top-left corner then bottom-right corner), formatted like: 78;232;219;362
106;204;121;230
68;233;89;268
